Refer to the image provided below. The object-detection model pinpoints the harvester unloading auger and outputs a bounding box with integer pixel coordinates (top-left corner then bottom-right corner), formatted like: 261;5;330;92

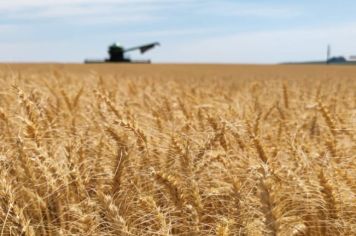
85;42;160;63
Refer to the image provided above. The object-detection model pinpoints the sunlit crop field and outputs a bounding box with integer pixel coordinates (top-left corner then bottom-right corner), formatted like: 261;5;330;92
0;64;355;235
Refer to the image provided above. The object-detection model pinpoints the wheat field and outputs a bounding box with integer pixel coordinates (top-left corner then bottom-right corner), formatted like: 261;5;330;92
0;64;355;235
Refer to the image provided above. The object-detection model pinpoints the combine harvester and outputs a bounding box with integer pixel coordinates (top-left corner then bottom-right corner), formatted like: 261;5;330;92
85;42;160;64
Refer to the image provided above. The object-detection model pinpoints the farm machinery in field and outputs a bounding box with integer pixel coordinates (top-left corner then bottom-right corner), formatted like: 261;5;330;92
85;42;160;64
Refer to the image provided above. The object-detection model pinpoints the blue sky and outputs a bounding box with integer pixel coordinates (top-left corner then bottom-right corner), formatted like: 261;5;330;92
1;0;356;63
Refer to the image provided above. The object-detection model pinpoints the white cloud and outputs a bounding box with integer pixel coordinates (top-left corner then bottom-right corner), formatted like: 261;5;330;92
0;1;154;9
128;28;223;37
0;0;192;11
150;23;356;63
197;2;302;18
0;41;95;62
0;24;19;37
0;0;301;21
6;5;161;25
0;25;14;32
0;0;189;25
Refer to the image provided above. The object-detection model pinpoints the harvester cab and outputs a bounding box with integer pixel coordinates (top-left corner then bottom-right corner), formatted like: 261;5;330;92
85;42;160;63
